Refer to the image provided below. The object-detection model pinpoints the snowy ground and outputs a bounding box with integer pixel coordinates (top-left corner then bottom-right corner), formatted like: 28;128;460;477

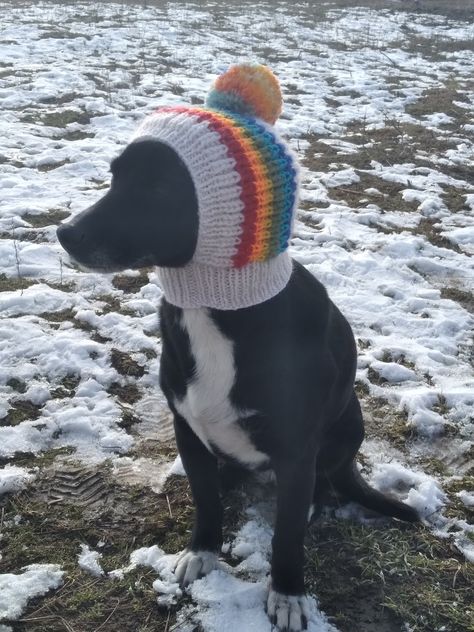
0;1;473;631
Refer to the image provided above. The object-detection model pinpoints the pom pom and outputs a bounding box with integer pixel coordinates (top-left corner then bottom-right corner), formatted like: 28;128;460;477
206;63;283;125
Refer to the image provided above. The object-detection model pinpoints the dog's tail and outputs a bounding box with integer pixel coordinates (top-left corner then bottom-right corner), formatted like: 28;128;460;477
331;461;419;522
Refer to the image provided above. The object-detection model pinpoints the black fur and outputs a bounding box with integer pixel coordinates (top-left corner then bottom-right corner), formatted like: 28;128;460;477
57;140;198;271
57;138;418;622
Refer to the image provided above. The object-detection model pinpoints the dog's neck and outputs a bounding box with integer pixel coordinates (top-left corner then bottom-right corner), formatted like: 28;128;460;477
158;253;293;310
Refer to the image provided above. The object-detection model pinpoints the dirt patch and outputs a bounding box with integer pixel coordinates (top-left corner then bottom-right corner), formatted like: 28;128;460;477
108;382;142;404
22;109;91;128
345;121;457;170
6;377;28;394
359;394;415;451
405;86;472;127
417;217;463;254
36;158;71;172
24;209;71;228
442;185;472;214
2;451;473;632
440;286;474;314
1;399;44;427
50;374;81;400
112;270;151;294
0;462;195;632
0;273;36;292
307;518;474;632
110;349;146;378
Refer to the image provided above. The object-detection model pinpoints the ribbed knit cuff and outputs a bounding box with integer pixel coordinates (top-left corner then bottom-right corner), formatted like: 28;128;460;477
158;253;293;310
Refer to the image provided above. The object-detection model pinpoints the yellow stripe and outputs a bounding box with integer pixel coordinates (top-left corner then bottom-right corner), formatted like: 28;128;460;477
209;110;273;262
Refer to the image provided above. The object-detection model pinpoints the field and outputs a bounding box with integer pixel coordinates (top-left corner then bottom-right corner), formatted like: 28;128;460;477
0;1;473;631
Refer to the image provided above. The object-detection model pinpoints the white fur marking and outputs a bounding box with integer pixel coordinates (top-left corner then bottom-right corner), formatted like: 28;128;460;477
174;550;219;586
175;308;268;468
267;589;310;632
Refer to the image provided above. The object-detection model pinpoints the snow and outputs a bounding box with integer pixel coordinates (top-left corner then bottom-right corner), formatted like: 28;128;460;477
318;168;360;188
0;564;64;621
370;361;418;384
112;456;172;492
441;226;474;252
0;465;35;496
168;455;186;477
108;504;337;632
78;544;104;578
185;570;338;632
368;457;474;560
456;490;474;508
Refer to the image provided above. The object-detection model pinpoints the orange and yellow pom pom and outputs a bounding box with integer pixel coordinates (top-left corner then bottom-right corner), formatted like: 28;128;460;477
206;63;283;125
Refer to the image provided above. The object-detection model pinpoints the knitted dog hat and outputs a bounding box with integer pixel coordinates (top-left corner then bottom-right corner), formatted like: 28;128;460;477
133;63;300;310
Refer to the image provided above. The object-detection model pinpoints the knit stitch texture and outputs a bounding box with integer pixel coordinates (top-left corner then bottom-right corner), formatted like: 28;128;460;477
132;63;300;310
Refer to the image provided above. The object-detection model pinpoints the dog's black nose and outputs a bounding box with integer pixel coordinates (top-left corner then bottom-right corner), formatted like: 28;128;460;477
57;223;83;252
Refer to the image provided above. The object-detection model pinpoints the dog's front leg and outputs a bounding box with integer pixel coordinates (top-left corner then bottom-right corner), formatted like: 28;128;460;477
268;455;316;631
173;413;223;587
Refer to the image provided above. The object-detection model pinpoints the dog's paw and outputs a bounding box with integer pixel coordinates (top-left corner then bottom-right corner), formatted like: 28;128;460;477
174;549;219;588
266;588;310;631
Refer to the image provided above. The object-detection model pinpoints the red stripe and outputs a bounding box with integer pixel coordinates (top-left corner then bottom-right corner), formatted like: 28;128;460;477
155;107;259;267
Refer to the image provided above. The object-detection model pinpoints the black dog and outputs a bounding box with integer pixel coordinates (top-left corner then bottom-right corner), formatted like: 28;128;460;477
57;139;418;631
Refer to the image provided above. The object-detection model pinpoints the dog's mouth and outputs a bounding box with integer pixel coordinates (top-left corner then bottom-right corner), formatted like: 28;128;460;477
59;244;157;274
59;249;118;273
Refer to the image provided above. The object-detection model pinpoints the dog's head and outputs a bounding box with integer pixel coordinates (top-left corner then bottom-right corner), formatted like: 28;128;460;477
57;139;199;272
58;64;300;280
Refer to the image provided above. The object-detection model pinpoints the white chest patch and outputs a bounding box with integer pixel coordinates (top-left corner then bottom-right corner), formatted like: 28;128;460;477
174;308;268;468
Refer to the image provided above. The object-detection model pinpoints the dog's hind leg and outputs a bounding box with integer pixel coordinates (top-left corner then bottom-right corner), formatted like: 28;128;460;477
325;393;419;522
172;413;223;587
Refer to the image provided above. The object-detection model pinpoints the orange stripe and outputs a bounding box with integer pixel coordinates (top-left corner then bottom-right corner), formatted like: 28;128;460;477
156;106;275;264
210;111;274;261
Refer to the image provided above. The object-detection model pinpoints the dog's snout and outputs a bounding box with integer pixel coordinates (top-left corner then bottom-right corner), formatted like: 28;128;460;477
57;223;84;253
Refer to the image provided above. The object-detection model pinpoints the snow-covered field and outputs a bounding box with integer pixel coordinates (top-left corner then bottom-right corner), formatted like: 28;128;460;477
0;1;473;631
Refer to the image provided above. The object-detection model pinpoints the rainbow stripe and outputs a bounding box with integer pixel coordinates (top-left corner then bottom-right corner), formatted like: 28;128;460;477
157;106;297;269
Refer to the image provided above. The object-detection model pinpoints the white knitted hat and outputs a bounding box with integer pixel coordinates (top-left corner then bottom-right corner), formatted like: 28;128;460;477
132;63;300;310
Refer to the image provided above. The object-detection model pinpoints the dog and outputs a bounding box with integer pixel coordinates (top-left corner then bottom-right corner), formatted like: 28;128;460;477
57;135;418;631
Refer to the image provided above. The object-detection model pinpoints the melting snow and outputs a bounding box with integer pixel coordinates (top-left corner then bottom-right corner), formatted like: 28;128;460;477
77;544;105;578
0;564;64;621
108;505;338;632
0;465;35;496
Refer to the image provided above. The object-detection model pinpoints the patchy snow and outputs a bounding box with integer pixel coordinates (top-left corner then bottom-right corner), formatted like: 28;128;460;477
168;455;186;477
110;544;166;577
371;461;447;519
456;490;474;508
111;455;172;492
0;465;35;496
108;504;337;632
186;570;337;632
78;544;104;578
0;564;64;621
318;167;360;188
367;456;474;560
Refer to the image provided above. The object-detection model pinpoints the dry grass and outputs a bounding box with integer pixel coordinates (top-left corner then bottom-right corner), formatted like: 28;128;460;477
1;466;193;632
